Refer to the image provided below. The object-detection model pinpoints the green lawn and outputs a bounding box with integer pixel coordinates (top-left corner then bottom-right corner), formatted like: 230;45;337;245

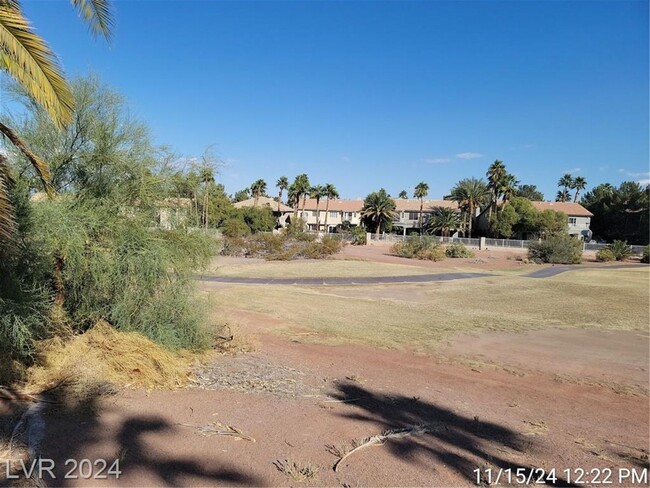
209;267;650;353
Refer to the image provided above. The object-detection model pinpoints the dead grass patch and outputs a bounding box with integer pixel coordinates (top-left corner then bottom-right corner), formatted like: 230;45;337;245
273;459;320;482
27;321;191;403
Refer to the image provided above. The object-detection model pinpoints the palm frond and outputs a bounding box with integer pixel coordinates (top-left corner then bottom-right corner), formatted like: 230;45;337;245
0;122;53;196
70;0;114;40
0;5;74;128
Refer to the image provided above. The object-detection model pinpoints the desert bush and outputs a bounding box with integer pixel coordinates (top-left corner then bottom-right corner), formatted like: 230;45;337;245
527;234;582;264
33;200;216;350
641;246;650;263
595;248;616;262
445;243;475;258
220;236;246;256
606;240;634;261
350;226;367;245
301;236;344;259
391;236;445;261
221;218;251;238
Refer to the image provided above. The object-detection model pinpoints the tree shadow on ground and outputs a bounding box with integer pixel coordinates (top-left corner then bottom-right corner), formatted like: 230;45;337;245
1;384;262;487
330;382;577;486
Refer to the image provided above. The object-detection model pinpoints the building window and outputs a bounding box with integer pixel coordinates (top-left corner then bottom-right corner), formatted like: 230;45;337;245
302;212;308;219
330;211;338;218
312;211;318;217
346;212;354;218
408;212;419;220
568;217;577;225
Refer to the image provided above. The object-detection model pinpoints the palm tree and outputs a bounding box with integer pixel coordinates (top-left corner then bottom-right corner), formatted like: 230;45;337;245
426;207;461;237
250;178;267;206
322;183;339;233
450;177;489;238
572;176;587;202
361;188;397;235
0;0;113;241
557;174;574;203
486;160;507;220
501;173;519;204
276;176;288;212
398;190;408;199
199;166;214;228
413;182;429;234
310;184;325;230
292;173;310;218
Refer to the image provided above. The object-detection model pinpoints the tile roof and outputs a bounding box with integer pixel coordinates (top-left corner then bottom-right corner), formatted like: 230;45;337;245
233;196;293;212
530;201;593;217
300;199;364;212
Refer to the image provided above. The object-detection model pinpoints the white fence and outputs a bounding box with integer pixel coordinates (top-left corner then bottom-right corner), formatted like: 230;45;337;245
368;234;647;254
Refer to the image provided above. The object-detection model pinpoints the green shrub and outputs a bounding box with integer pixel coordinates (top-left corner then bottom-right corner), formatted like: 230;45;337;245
350;226;367;245
527;234;582;264
391;236;445;261
595;248;616;262
221;236;247;256
221;218;251;238
606;240;634;261
642;246;650;264
445;243;475;258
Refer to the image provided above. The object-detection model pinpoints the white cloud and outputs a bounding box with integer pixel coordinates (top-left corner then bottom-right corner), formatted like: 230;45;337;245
423;157;452;164
638;179;650;186
627;171;650;178
618;168;625;173
455;152;483;160
562;167;581;174
598;166;608;172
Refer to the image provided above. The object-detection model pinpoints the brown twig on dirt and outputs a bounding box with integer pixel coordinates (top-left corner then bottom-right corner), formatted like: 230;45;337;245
332;424;439;472
178;421;255;442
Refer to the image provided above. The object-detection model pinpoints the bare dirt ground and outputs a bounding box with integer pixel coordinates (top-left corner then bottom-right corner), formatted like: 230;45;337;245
5;251;649;487
34;318;649;487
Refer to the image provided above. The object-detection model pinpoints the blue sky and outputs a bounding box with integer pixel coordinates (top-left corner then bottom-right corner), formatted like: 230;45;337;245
13;0;650;199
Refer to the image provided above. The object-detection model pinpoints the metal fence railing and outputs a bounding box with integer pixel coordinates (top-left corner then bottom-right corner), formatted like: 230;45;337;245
583;242;645;254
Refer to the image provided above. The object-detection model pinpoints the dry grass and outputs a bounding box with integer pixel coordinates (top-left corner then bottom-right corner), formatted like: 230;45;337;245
208;268;649;352
273;459;320;482
205;257;433;279
27;321;191;401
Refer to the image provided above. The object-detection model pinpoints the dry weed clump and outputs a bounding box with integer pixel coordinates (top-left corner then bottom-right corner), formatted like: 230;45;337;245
27;321;191;398
273;459;320;482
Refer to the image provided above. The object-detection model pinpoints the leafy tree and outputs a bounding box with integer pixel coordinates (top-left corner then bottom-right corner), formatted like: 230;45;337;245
0;0;113;242
413;181;429;234
232;188;250;203
426;206;461;237
489;204;518;238
275;176;289;212
361;188;396;235
323;183;339;233
536;209;568;237
450;177;489;237
515;184;544;201
398;190;408;199
250;178;267;206
582;182;649;244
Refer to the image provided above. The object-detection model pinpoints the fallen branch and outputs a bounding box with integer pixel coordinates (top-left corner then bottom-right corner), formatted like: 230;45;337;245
333;424;438;472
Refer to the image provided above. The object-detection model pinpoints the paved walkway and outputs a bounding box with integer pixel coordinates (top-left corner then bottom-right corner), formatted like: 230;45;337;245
197;263;647;285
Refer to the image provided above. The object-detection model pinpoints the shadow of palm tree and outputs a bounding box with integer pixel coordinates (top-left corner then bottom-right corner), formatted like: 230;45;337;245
2;385;262;487
330;382;576;486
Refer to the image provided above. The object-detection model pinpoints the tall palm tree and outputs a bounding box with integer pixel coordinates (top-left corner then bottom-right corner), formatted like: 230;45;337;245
0;0;113;241
361;188;397;235
310;184;325;230
250;178;267;206
413;181;429;234
486;160;507;220
199;166;214;228
276;176;288;212
323;183;339;233
294;173;310;216
501;173;519;204
572;176;587;202
426;207;461;237
450;177;489;238
398;190;408;199
557;173;574;203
